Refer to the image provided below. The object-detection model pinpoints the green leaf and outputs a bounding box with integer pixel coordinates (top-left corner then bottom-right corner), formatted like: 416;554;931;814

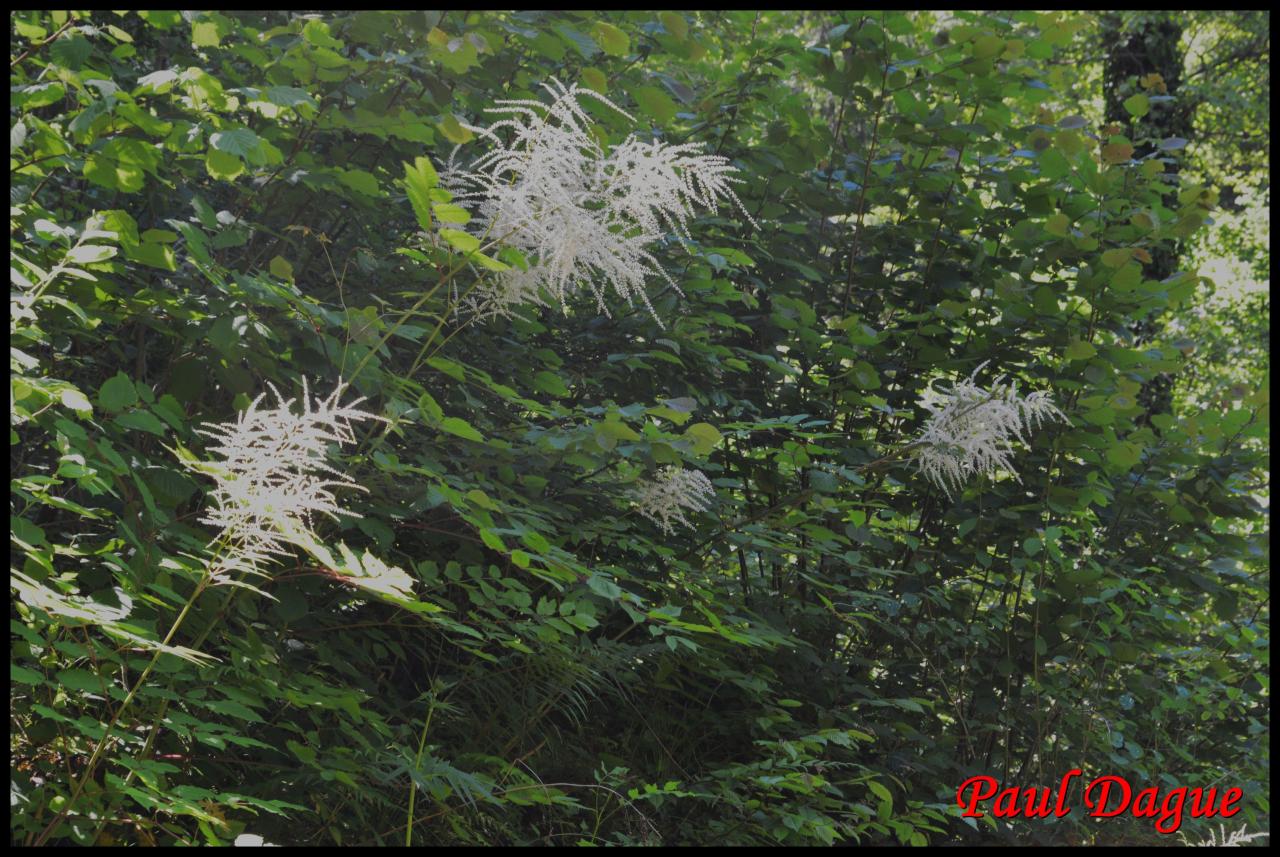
581;67;608;93
596;419;640;442
67;245;117;265
209;128;262;158
13;20;47;41
586;574;623;599
286;739;317;765
269;256;294;281
98;373;138;412
556;26;600;59
468;252;509;272
431;202;470;224
427;27;480;73
1101;248;1134;268
302;19;343;50
437;114;474;144
593;22;630;56
1064;340;1097;361
17;81;66;108
466;488;498;510
479;528;506;551
972;34;1005;60
660;12;689;40
631;86;677;124
404;156;440;230
56;668;105;693
1123;93;1150;118
55;387;91;416
264;85;317;111
49;33;93;70
202;699;264;722
12;664;45;684
114;409;168;436
849;361;880;390
529;31;565;61
205;148;244;181
440;417;483;442
416;392;443;424
684;422;722;455
440;228;480;253
533;371;570;398
338;168;380;196
1044;212;1069;237
84;138;162;193
426;356;465;381
1038;147;1070;181
867;780;893;819
1107;441;1143;470
192;20;221;47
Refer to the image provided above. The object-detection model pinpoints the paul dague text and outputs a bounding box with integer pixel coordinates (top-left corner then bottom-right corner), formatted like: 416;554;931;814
956;770;1243;834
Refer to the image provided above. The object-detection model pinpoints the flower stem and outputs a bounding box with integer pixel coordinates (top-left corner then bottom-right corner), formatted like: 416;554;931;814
404;698;438;846
34;533;235;846
34;570;214;845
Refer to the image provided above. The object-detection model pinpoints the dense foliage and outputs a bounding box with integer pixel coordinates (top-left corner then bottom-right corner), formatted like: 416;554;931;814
10;10;1269;846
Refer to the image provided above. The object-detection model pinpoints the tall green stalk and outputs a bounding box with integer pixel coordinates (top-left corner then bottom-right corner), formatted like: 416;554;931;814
404;697;439;846
33;534;234;846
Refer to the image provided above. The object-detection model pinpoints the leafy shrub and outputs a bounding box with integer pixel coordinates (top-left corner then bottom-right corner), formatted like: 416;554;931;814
11;10;1268;846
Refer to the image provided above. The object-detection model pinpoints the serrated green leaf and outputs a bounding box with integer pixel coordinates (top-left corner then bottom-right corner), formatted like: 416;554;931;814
338;168;380;196
84;138;162;193
440;417;483;442
404;156;439;230
441;228;480;253
98;373;138;412
431;202;470;224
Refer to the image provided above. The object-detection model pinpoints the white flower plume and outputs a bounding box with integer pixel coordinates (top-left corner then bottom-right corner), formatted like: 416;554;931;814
1183;825;1269;847
913;362;1066;496
443;78;755;323
187;378;384;575
632;466;717;534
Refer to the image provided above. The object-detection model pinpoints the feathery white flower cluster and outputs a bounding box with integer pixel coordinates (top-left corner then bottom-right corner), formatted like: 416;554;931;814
913;362;1066;496
444;78;755;322
1184;825;1270;847
632;466;717;534
188;378;383;577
